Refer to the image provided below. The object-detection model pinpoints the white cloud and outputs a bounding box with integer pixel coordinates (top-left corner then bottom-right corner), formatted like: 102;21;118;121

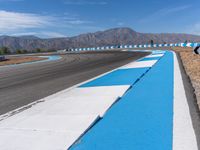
0;10;53;33
0;10;95;37
159;5;191;15
64;0;107;5
10;32;38;36
187;23;200;35
39;32;67;38
7;31;67;38
64;20;92;25
139;5;192;23
117;22;125;26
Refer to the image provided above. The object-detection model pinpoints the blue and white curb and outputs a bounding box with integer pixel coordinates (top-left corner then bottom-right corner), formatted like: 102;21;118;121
70;51;174;150
70;50;198;150
0;50;198;150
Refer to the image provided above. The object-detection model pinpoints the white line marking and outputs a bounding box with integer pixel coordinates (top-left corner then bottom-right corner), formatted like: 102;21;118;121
120;60;157;69
173;52;198;150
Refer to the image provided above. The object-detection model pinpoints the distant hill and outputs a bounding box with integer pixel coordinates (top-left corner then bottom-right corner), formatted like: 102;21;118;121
1;27;200;52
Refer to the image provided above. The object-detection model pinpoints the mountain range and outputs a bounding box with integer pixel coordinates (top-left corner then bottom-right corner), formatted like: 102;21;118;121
1;27;200;52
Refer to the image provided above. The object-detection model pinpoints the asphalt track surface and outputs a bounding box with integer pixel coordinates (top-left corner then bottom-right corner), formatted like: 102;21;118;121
0;51;149;115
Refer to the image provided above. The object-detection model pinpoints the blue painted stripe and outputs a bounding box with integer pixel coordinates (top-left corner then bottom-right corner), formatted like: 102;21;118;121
80;68;149;87
70;51;174;150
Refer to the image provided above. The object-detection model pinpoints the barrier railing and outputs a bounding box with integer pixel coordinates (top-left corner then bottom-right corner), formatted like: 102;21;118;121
68;42;200;52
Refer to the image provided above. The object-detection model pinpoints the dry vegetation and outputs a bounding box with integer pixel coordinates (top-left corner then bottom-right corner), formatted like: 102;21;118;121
173;47;200;109
0;56;47;66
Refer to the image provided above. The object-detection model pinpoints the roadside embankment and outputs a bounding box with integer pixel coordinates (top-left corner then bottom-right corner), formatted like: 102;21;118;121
173;47;200;110
0;56;47;66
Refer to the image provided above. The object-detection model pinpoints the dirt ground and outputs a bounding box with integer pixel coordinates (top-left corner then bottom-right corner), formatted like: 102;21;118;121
0;56;47;66
172;47;200;110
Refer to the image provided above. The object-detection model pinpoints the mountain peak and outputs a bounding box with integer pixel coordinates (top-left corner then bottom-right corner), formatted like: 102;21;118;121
98;27;137;34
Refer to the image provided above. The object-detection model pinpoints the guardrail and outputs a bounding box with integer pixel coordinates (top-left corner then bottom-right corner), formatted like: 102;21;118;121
68;42;200;52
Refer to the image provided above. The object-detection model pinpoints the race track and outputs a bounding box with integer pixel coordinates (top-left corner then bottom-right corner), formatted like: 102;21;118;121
0;51;149;115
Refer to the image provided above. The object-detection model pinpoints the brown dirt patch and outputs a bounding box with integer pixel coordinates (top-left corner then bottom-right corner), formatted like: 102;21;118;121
0;56;47;66
173;47;200;109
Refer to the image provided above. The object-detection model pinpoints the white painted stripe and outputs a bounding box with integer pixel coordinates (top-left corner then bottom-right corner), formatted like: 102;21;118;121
41;97;119;117
0;128;81;150
146;54;164;58
0;115;98;150
0;85;129;150
120;60;157;69
173;52;198;150
66;86;129;98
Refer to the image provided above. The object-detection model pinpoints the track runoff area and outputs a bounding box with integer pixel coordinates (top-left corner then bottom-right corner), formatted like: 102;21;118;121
0;50;199;150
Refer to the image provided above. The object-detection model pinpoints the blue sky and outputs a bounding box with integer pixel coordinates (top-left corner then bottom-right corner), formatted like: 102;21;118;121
0;0;199;38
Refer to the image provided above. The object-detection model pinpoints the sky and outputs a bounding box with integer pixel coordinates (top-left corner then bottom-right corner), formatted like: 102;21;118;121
0;0;200;38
